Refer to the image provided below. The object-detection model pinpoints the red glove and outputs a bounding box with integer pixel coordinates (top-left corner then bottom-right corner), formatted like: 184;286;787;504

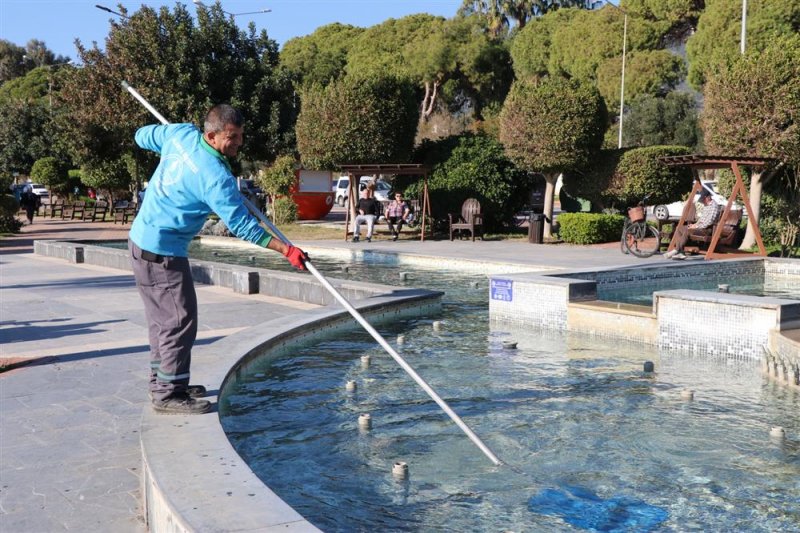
283;245;308;271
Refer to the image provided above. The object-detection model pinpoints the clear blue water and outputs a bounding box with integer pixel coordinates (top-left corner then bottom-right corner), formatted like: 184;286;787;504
189;243;799;532
98;240;800;530
598;275;800;306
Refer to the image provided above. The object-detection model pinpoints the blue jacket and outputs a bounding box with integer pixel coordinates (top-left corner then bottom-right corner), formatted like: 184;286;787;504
129;123;270;256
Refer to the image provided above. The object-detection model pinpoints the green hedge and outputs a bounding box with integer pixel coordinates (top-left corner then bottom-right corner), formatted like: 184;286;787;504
0;194;22;233
557;212;625;244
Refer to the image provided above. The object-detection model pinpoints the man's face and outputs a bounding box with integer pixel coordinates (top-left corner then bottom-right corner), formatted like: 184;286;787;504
207;124;244;157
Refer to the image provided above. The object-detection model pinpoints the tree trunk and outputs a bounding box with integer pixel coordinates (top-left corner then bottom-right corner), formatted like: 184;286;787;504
739;170;764;250
542;172;558;240
420;80;439;119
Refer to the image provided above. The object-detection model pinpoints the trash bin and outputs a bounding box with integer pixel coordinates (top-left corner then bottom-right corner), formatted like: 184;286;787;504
528;213;545;244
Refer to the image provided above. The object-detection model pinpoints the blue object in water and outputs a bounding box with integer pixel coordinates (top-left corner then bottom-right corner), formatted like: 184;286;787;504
529;485;669;532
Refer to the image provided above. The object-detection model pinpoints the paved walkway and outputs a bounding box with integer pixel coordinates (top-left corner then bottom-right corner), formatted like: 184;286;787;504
0;216;666;531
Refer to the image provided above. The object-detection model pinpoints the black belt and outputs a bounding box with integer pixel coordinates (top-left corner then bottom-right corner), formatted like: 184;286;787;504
140;250;164;263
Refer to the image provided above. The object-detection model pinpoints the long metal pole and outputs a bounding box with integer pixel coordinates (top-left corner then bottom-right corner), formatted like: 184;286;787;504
121;81;502;466
740;0;747;55
618;12;627;149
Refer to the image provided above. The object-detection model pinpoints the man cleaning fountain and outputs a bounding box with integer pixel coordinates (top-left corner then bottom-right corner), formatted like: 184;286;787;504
128;104;308;414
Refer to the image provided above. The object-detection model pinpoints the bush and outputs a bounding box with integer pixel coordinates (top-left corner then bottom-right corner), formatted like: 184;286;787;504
0;194;22;233
408;132;531;231
271;196;298;225
608;145;694;207
557;212;625;244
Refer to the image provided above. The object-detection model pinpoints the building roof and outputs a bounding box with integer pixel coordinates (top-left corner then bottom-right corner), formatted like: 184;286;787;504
338;163;429;175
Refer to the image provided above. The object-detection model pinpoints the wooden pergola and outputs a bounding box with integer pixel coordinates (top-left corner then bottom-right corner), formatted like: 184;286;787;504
338;163;432;242
658;154;774;260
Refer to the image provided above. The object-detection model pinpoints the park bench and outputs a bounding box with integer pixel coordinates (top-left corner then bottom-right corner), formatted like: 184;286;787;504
83;200;109;222
46;199;65;218
449;198;483;241
62;201;86;220
112;200;138;224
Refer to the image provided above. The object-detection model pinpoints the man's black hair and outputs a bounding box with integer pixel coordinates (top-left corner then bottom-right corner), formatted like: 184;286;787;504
204;104;244;133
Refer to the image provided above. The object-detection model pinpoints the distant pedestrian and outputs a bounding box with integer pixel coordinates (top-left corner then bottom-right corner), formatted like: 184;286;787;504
19;185;40;225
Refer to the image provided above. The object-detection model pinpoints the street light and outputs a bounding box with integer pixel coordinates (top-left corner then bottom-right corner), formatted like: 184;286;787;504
95;4;131;20
606;2;627;149
741;0;748;54
192;0;271;17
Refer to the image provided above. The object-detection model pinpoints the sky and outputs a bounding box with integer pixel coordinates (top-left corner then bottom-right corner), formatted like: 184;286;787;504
0;0;464;61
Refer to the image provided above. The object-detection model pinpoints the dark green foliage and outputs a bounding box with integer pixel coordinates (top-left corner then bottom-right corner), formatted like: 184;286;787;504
410;132;532;231
30;157;68;192
295;76;419;170
557;212;625;244
608;145;693;206
0;194;22;233
563;149;624;210
622;92;700;149
0;101;53;175
271;196;298;225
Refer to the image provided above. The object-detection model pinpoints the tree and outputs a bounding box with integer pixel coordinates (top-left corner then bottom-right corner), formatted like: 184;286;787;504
345;15;511;120
622;92;699;148
687;0;800;89
511;5;686;110
279;23;364;88
295;76;420;169
30;156;69;194
702;34;800;249
499;77;607;238
459;0;603;36
0;101;52;176
257;154;298;224
57;2;294;195
0;40;28;84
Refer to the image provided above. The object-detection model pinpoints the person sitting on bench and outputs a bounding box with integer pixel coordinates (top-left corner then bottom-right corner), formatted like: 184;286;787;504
386;191;412;241
664;187;723;260
352;182;378;243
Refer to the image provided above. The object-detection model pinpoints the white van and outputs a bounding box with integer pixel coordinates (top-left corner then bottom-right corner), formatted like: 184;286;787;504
334;176;391;206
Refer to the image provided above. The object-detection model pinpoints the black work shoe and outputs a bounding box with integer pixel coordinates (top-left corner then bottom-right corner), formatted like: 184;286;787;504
152;393;211;415
366;237;372;242
149;384;207;401
187;384;207;398
352;236;360;242
392;234;398;241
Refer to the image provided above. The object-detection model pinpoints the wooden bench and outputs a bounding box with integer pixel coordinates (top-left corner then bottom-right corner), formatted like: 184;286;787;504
63;201;86;220
83;200;108;222
347;199;420;238
46;199;65;218
112;201;137;224
449;198;483;241
688;208;744;249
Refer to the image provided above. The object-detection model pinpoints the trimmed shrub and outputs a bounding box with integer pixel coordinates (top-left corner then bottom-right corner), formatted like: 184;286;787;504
296;76;419;170
609;145;693;206
271;196;298;225
557;212;625;244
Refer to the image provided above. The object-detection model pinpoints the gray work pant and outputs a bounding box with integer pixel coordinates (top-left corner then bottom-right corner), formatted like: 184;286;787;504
128;240;197;401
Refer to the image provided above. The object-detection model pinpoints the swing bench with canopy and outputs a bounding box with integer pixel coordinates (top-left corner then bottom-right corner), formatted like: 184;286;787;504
658;154;775;260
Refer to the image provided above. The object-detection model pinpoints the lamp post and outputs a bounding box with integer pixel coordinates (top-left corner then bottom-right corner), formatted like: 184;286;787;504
95;4;131;20
192;0;271;17
605;2;628;149
740;0;747;54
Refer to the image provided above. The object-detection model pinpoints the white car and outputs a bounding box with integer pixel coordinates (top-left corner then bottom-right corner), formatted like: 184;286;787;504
651;181;743;221
27;183;50;202
334;176;391;206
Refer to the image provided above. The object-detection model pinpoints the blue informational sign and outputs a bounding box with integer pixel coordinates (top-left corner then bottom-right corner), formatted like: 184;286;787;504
490;279;513;302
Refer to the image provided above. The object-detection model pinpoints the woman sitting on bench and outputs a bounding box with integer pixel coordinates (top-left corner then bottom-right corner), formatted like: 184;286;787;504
386;191;412;241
